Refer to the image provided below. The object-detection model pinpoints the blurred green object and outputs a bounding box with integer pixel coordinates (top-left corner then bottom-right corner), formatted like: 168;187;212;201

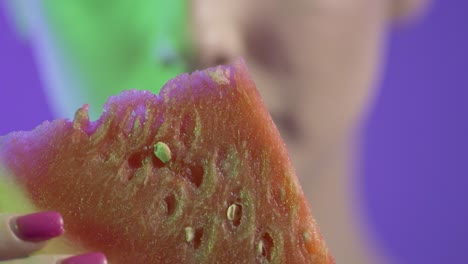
42;0;189;119
2;0;189;212
0;172;35;214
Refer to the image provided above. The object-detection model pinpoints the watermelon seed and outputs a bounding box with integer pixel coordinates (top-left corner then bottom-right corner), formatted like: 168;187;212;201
185;227;195;242
164;194;177;216
257;241;265;258
226;203;242;227
257;232;274;261
185;227;204;249
154;142;171;163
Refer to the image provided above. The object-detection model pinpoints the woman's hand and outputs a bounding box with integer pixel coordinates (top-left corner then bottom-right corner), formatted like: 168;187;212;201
0;212;107;264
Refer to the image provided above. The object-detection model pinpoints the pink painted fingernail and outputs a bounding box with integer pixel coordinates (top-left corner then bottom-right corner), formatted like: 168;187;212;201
11;211;64;242
62;253;107;264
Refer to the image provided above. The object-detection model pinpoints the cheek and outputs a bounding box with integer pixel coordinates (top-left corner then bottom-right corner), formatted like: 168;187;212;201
296;11;387;136
245;0;388;151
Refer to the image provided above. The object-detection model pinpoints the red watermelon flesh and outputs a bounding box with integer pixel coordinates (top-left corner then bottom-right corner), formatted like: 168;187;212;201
0;60;333;263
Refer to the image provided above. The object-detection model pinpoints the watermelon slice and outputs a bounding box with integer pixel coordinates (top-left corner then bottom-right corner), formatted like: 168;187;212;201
0;60;333;263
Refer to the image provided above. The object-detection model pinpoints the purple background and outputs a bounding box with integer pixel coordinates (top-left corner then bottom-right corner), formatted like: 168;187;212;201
1;2;467;263
0;9;53;134
362;1;468;263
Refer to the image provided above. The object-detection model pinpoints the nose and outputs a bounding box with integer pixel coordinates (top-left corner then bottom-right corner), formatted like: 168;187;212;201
189;0;245;69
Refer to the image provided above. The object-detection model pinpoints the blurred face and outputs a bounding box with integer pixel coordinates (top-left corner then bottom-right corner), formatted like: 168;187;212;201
191;0;388;181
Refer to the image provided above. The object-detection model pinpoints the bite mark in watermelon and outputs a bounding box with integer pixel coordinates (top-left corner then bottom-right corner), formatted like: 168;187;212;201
0;60;334;263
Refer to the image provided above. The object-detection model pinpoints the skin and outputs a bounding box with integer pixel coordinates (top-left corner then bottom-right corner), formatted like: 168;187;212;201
1;0;427;263
0;213;104;264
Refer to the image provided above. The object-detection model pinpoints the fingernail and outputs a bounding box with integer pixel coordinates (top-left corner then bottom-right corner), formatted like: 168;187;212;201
11;211;64;242
62;253;107;264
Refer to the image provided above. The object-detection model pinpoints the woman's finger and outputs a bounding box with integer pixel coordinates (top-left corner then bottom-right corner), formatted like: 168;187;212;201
0;212;64;260
0;253;107;264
